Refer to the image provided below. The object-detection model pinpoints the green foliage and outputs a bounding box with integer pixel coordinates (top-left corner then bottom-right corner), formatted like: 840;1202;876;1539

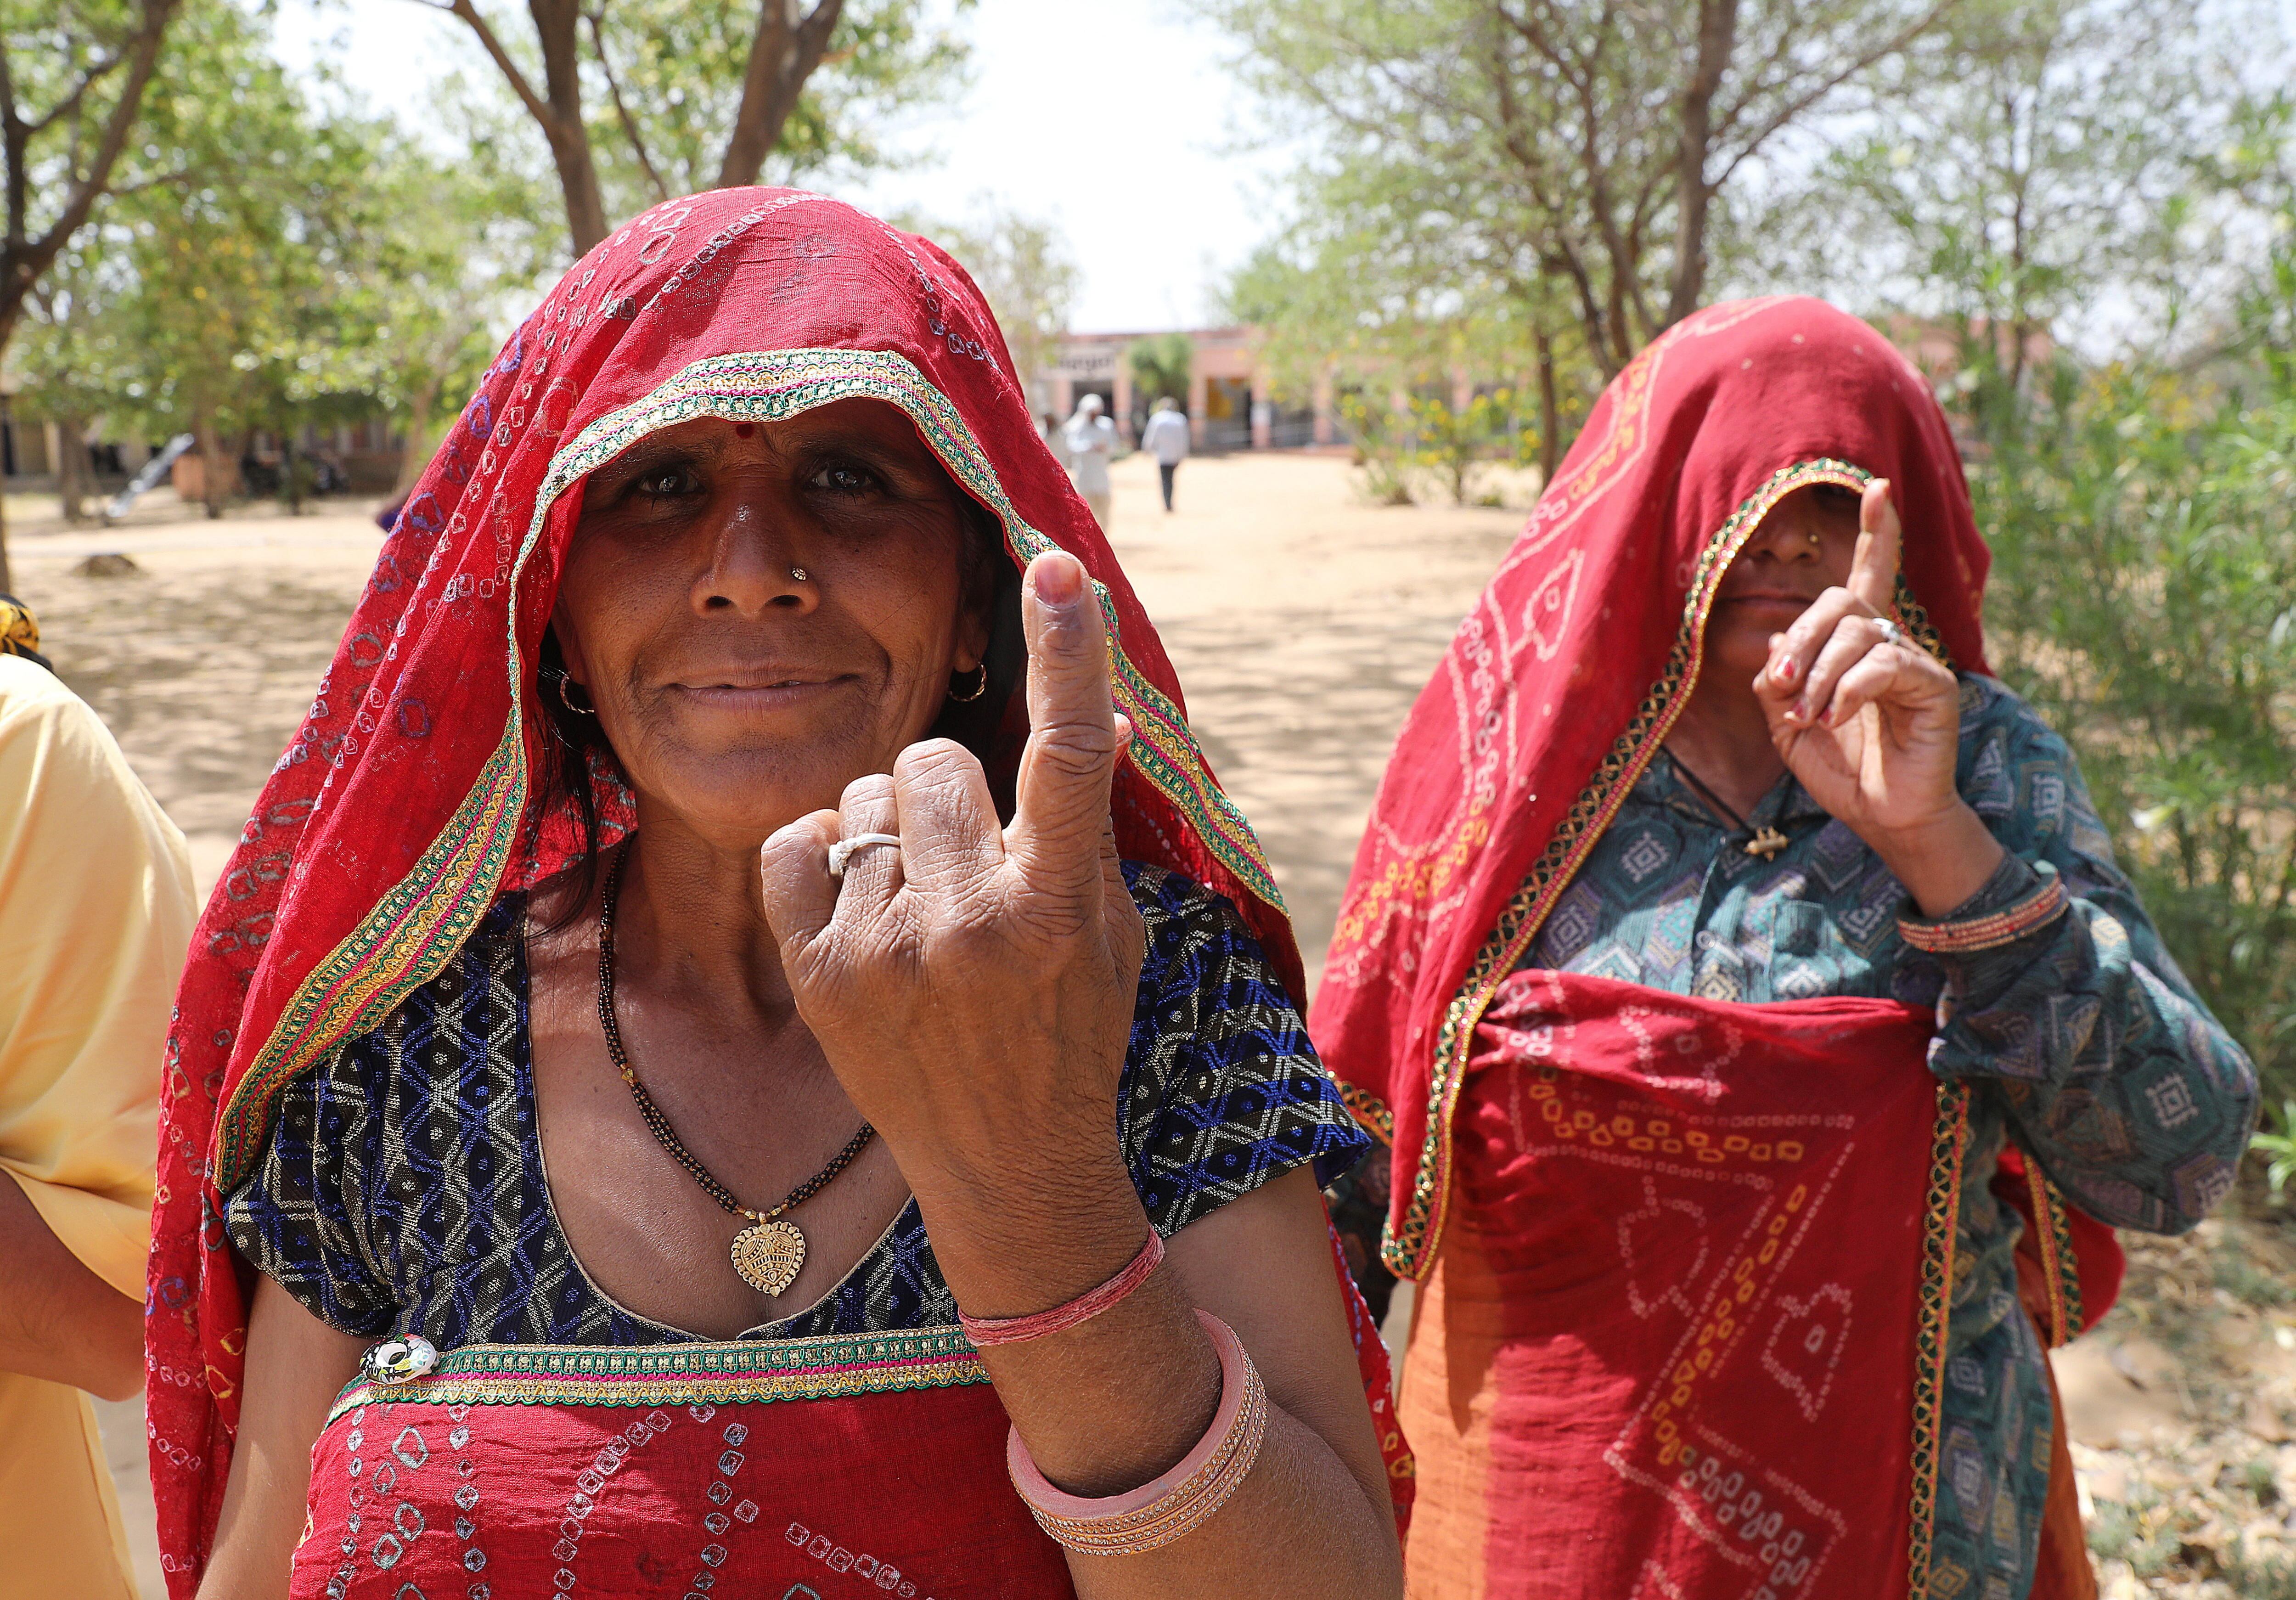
1973;296;2296;1110
2251;1102;2296;1196
1749;0;2257;356
1197;0;1948;382
1338;387;1533;506
15;0;554;512
1126;334;1191;413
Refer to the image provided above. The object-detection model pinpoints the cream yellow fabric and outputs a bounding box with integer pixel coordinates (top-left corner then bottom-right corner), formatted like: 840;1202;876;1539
0;653;194;1600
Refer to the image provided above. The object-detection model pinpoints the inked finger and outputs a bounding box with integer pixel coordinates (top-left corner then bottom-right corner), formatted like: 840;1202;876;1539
890;738;1004;890
831;772;905;913
760;811;842;958
1847;479;1902;614
1008;550;1122;895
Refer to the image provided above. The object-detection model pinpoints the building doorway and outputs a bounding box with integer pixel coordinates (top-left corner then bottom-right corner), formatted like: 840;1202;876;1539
1203;377;1252;452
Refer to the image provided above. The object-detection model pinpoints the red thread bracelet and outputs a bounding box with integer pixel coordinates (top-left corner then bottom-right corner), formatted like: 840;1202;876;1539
959;1229;1166;1346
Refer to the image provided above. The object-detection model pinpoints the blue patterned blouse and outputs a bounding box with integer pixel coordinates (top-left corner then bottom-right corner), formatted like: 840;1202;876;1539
1519;674;2255;1600
225;861;1367;1348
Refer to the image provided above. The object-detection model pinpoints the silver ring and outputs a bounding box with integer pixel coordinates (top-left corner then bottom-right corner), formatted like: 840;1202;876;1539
827;833;902;878
1872;616;1908;650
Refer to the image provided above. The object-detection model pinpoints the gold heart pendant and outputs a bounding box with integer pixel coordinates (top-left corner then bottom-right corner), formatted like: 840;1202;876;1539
731;1218;806;1297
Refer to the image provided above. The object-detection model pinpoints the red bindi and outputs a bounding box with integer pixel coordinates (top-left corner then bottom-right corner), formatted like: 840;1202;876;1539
734;423;755;439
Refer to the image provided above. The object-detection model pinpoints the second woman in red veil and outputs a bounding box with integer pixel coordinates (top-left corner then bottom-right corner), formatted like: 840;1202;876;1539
1315;298;2254;1600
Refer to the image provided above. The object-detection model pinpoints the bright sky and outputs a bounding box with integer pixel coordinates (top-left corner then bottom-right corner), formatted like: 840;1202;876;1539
273;0;1291;332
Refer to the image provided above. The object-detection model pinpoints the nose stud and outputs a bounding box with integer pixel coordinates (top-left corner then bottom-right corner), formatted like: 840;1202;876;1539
791;567;809;582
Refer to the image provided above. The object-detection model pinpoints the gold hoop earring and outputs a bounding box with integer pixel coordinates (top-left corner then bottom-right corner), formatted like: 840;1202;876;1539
948;663;989;703
557;673;597;717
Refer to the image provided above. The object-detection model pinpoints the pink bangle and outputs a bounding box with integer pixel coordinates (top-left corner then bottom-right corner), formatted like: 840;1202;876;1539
1007;1308;1267;1555
1899;873;2068;954
958;1228;1165;1347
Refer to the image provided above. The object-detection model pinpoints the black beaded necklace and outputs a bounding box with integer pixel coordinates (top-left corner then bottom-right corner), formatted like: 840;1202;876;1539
1665;750;1792;861
597;851;874;1297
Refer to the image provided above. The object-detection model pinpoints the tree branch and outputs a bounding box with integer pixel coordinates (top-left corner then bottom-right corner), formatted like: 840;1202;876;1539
717;0;847;190
1710;4;1951;189
420;0;554;132
586;3;669;204
1662;0;1739;326
0;0;180;345
26;50;126;138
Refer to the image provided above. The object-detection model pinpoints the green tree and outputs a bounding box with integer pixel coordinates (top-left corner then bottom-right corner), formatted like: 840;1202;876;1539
896;201;1079;411
0;0;180;586
21;3;553;518
1750;0;2257;394
428;0;972;256
1783;23;2296;1101
1126;332;1191;414
1199;0;1952;390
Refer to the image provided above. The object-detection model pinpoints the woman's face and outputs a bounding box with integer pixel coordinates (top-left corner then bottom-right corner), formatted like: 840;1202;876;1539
554;398;992;850
1704;482;1863;684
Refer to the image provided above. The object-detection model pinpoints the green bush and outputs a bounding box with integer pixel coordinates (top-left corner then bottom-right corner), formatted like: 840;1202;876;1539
1338;387;1535;506
1973;344;2296;1117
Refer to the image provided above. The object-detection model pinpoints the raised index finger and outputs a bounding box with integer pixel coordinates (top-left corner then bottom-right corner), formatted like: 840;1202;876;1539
1005;549;1123;891
1846;477;1902;615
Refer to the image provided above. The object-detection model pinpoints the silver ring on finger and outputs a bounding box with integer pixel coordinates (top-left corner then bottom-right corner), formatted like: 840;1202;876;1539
827;832;902;879
1872;616;1908;652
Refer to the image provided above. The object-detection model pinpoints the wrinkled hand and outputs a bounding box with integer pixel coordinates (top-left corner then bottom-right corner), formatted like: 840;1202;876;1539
1752;479;1967;845
759;551;1146;1229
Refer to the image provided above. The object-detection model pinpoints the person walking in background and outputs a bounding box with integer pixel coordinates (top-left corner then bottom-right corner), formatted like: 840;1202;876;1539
1063;391;1117;527
1141;395;1190;513
1316;299;2253;1600
1039;410;1071;474
0;597;196;1600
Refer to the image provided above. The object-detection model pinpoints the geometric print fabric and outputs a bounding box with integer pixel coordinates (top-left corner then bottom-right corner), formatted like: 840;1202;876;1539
1516;674;2256;1597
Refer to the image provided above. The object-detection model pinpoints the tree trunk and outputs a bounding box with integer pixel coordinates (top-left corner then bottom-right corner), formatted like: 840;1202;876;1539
283;431;303;515
446;0;608;254
1536;327;1561;485
531;0;609;254
198;420;229;520
56;413;91;524
394;379;443;496
717;1;849;189
1664;0;1740;329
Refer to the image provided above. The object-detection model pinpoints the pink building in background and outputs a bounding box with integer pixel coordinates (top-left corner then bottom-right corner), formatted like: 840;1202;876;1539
1041;327;1337;452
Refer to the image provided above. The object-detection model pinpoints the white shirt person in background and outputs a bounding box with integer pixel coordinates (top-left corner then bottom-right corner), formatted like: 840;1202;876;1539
1062;393;1118;528
1140;396;1190;513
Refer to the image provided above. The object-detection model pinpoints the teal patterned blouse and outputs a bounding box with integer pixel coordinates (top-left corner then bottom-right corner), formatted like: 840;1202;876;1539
1519;674;2255;1600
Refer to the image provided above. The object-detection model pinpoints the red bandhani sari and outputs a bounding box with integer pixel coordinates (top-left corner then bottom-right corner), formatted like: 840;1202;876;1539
1311;299;2113;1599
147;189;1407;1597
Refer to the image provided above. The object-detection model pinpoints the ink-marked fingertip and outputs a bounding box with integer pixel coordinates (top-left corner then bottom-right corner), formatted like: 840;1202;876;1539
1032;550;1085;606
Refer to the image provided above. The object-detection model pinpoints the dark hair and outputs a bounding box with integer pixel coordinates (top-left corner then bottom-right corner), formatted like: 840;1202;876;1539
530;490;1023;915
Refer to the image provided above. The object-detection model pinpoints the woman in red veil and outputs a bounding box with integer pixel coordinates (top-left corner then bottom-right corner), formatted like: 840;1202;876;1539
147;190;1408;1599
1314;298;2254;1600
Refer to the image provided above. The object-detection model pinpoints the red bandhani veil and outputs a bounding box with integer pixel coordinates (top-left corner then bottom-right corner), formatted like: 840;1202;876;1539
1311;299;2114;1597
148;189;1404;1594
